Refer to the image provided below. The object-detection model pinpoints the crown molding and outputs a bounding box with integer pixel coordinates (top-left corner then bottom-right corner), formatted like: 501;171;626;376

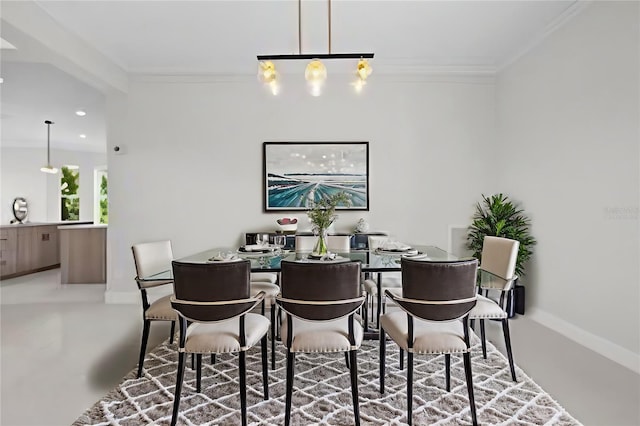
498;0;591;72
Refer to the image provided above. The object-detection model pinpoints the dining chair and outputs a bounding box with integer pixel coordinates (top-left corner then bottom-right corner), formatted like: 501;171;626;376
295;234;351;253
277;260;365;426
294;235;316;252
362;235;401;326
250;278;280;369
131;240;178;378
379;258;479;426
170;259;270;426
468;236;519;382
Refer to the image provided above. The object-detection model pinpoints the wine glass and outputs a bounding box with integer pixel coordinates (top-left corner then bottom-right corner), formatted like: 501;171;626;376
273;235;286;249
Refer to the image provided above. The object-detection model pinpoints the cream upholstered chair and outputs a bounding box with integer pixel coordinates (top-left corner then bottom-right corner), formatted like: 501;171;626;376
362;235;401;326
326;235;351;252
250;278;279;369
468;236;519;382
380;258;479;426
294;235;316;252
277;260;365;426
170;260;270;426
295;234;351;253
131;240;178;378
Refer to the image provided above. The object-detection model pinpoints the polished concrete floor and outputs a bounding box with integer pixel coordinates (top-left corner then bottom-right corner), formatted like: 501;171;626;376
1;269;639;425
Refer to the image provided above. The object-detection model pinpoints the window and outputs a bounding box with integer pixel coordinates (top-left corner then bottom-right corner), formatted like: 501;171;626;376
96;169;108;224
61;166;80;221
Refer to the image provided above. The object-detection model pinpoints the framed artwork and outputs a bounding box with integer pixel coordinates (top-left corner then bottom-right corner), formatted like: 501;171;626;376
263;141;369;211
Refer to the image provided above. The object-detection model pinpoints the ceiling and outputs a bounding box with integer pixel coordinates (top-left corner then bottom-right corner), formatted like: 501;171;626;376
1;0;580;153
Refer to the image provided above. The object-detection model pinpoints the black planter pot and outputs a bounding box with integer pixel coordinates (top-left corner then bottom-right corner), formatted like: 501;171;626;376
505;281;525;318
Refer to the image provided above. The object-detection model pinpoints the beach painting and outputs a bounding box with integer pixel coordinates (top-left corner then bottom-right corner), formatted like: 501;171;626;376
263;142;369;211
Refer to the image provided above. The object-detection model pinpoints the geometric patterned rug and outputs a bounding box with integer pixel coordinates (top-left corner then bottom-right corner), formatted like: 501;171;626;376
73;339;582;425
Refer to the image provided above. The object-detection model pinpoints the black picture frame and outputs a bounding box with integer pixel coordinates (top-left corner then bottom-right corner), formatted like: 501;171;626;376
263;141;369;212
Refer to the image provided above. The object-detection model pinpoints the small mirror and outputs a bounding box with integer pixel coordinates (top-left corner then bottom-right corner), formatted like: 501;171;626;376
12;197;28;223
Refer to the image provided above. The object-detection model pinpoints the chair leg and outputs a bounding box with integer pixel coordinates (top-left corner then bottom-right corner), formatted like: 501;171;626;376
363;297;369;333
349;350;361;426
196;354;202;393
261;335;269;400
345;352;350;369
470;319;475;330
399;349;404;370
136;320;151;378
170;351;187;426
211;354;215;364
379;327;386;394
407;351;413;426
445;354;451;392
376;280;382;329
270;306;276;370
463;351;478;426
285;350;295;426
191;353;195;370
480;319;487;359
502;319;517;381
239;351;247;426
169;321;175;344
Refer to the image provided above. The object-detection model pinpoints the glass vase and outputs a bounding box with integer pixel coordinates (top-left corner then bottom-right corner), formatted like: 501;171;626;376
313;228;328;255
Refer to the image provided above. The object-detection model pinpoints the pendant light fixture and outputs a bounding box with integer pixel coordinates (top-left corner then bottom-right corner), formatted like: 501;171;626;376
257;0;373;95
40;120;58;174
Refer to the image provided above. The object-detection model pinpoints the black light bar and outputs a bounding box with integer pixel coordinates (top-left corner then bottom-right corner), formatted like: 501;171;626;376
257;53;374;61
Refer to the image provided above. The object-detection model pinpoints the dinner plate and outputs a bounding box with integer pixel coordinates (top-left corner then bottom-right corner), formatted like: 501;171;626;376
207;256;243;263
238;246;273;253
376;248;417;255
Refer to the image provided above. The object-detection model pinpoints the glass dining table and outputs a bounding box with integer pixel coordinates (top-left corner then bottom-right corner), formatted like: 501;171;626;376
140;244;472;336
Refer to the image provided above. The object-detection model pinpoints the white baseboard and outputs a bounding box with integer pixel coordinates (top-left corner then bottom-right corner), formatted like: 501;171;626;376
104;290;140;304
528;308;640;374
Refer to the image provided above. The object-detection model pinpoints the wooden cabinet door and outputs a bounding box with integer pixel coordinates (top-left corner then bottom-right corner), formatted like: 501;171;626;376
0;228;18;276
32;225;59;268
16;227;34;273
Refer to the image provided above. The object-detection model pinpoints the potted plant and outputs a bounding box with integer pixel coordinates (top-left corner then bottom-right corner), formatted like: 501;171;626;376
307;192;351;255
467;193;536;315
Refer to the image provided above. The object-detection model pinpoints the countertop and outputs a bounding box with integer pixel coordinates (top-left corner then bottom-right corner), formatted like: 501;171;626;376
1;221;93;228
58;224;108;230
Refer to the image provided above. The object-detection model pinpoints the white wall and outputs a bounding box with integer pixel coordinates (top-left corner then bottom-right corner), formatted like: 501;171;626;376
496;1;639;367
0;147;107;224
105;74;496;300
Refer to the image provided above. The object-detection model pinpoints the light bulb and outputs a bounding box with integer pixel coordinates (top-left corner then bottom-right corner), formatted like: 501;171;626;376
305;60;327;85
258;61;277;84
353;78;366;93
356;59;372;81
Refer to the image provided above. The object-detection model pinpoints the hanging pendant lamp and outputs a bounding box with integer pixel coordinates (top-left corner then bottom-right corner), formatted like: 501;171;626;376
40;120;58;174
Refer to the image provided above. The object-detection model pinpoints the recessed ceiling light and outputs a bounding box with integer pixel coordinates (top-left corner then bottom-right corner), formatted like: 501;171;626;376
0;77;3;84
79;134;86;139
75;110;86;116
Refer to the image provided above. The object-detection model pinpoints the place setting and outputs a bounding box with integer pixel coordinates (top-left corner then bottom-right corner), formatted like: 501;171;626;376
297;251;351;263
374;240;430;259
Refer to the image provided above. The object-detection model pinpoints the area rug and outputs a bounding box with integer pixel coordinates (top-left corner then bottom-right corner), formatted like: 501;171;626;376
74;339;581;425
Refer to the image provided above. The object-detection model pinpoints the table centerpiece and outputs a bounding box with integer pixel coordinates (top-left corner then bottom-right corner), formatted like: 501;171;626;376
307;192;351;255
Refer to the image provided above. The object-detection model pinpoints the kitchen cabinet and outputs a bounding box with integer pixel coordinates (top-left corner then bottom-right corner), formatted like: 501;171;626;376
0;222;87;279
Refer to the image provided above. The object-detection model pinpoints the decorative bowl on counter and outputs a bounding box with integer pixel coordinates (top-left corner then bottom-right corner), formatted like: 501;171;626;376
276;217;298;233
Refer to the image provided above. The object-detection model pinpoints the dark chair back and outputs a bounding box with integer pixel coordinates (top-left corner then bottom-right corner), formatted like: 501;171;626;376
398;258;478;321
279;260;363;321
171;260;255;322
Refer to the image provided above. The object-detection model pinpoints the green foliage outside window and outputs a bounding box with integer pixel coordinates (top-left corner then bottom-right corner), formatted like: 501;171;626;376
61;166;80;221
99;174;108;224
